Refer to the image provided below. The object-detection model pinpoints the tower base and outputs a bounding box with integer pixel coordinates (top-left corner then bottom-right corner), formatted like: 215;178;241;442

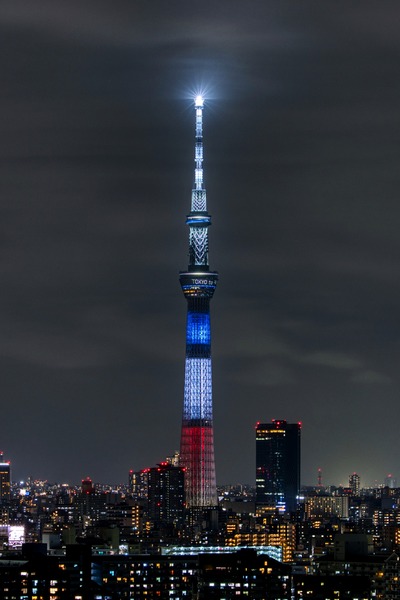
180;423;217;508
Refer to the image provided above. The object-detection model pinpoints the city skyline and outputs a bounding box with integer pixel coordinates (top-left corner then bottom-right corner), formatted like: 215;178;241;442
0;2;399;486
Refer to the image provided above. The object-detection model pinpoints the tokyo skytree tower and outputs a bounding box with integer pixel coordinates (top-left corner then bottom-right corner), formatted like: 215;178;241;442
179;95;218;508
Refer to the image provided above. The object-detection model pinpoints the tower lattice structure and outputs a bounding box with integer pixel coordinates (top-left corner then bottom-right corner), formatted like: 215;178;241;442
179;95;218;508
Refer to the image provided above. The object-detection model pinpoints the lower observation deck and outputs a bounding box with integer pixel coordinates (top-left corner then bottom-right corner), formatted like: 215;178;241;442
179;271;218;298
186;212;211;227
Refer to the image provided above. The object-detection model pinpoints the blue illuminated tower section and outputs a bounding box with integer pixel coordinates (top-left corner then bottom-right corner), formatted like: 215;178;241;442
179;95;218;508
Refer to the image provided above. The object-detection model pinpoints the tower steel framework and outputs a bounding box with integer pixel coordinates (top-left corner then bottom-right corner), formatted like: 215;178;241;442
179;95;218;508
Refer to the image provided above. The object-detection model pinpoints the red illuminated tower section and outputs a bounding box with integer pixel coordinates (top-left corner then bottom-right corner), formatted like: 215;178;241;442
179;95;218;508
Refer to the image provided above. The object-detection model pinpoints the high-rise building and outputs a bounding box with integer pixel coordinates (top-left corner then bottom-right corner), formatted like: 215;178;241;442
179;95;218;509
256;420;301;513
0;453;11;505
129;468;149;501
349;472;361;496
148;462;185;527
81;476;94;495
385;474;397;489
129;469;135;494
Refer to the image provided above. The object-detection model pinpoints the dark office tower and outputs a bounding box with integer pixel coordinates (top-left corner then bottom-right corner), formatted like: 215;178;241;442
317;467;323;487
179;95;218;508
256;420;301;514
129;469;134;494
148;463;185;526
0;453;10;505
81;477;94;495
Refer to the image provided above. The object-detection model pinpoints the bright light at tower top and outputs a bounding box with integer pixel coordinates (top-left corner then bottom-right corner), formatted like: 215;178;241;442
195;94;204;107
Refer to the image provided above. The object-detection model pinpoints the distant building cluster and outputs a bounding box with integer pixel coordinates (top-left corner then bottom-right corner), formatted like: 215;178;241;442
0;439;399;598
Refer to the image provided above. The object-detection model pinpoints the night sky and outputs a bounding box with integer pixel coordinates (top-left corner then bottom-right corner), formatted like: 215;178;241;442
1;1;399;487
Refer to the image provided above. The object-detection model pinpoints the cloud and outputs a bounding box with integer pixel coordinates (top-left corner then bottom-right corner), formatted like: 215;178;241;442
351;370;392;385
0;0;399;485
299;352;362;370
230;360;296;387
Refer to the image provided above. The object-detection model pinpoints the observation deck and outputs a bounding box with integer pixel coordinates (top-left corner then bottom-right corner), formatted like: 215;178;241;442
179;271;218;299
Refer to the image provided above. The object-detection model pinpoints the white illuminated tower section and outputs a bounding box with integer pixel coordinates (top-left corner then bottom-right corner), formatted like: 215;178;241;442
179;95;218;508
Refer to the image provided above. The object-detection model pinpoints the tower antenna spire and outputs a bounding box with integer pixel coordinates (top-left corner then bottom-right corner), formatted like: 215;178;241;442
186;94;211;270
179;96;218;509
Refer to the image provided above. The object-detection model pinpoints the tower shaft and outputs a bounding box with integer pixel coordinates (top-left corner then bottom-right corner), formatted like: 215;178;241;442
179;96;218;508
